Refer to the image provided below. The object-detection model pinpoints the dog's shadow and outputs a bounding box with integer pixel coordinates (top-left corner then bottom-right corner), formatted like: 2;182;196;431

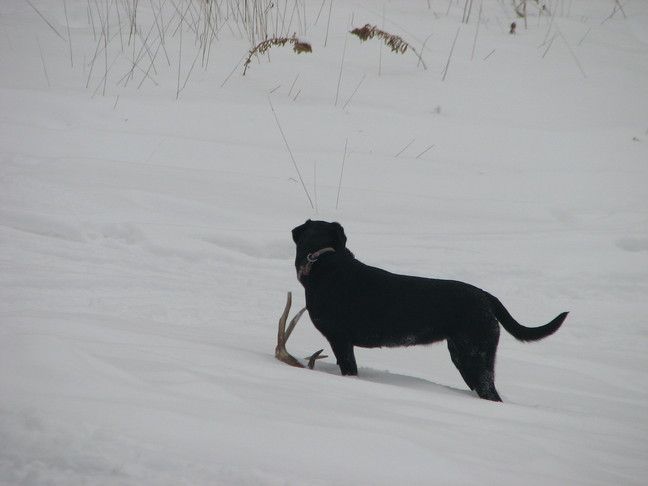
311;360;474;399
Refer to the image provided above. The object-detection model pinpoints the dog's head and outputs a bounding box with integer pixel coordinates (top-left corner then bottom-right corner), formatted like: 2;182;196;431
291;220;348;279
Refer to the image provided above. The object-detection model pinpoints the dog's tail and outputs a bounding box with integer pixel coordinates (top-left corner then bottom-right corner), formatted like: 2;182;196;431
488;294;568;342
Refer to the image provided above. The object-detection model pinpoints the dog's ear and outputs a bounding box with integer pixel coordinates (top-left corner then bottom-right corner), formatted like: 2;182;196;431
330;222;347;249
291;219;312;243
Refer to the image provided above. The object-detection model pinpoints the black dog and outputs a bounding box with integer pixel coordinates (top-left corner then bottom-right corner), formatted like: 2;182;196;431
292;220;568;401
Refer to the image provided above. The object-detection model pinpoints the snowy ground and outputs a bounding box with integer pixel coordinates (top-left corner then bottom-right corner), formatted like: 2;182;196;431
1;0;647;484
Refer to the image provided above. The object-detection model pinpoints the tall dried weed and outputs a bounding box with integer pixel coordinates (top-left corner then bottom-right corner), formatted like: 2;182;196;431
243;35;312;75
350;24;426;69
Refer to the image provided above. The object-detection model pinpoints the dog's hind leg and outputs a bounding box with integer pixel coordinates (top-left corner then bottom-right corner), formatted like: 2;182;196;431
472;366;502;402
447;339;476;390
448;330;502;402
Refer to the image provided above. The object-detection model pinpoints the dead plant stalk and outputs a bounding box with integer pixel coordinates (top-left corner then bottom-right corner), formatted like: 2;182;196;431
350;24;427;70
442;27;460;81
243;35;312;75
268;97;315;210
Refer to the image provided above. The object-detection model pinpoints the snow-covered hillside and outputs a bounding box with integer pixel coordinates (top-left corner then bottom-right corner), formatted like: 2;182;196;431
1;0;647;484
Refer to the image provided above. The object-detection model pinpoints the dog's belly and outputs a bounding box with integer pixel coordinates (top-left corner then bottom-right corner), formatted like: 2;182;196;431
350;321;447;348
353;336;444;348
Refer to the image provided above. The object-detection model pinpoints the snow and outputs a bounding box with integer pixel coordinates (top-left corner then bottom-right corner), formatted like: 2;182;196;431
1;0;647;484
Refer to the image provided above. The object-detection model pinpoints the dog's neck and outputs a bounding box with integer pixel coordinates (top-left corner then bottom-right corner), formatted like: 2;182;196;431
297;247;336;280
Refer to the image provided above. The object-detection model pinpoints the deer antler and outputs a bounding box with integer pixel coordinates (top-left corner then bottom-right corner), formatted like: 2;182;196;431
276;292;327;369
306;349;327;369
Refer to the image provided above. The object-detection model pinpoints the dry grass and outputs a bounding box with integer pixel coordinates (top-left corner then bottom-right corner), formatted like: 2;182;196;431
350;24;426;69
243;35;312;75
350;24;409;54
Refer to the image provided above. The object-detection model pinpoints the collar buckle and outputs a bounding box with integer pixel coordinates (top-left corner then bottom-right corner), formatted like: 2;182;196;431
298;247;335;279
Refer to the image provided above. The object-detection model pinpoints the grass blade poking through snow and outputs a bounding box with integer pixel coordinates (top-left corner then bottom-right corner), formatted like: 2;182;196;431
336;138;348;210
350;24;427;70
471;2;482;61
36;36;50;88
243;35;312;75
268;97;315;210
442;27;460;81
63;0;73;67
334;28;348;106
343;73;366;110
25;0;66;42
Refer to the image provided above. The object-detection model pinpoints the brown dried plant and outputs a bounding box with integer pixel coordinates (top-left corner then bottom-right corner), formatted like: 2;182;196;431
243;35;312;75
350;24;426;70
514;0;550;19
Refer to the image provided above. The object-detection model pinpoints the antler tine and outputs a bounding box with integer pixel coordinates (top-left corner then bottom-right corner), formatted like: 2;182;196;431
275;292;305;368
285;306;307;341
277;292;292;346
306;349;328;369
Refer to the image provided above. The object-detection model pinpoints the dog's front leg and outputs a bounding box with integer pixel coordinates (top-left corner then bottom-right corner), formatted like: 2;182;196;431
329;337;358;376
